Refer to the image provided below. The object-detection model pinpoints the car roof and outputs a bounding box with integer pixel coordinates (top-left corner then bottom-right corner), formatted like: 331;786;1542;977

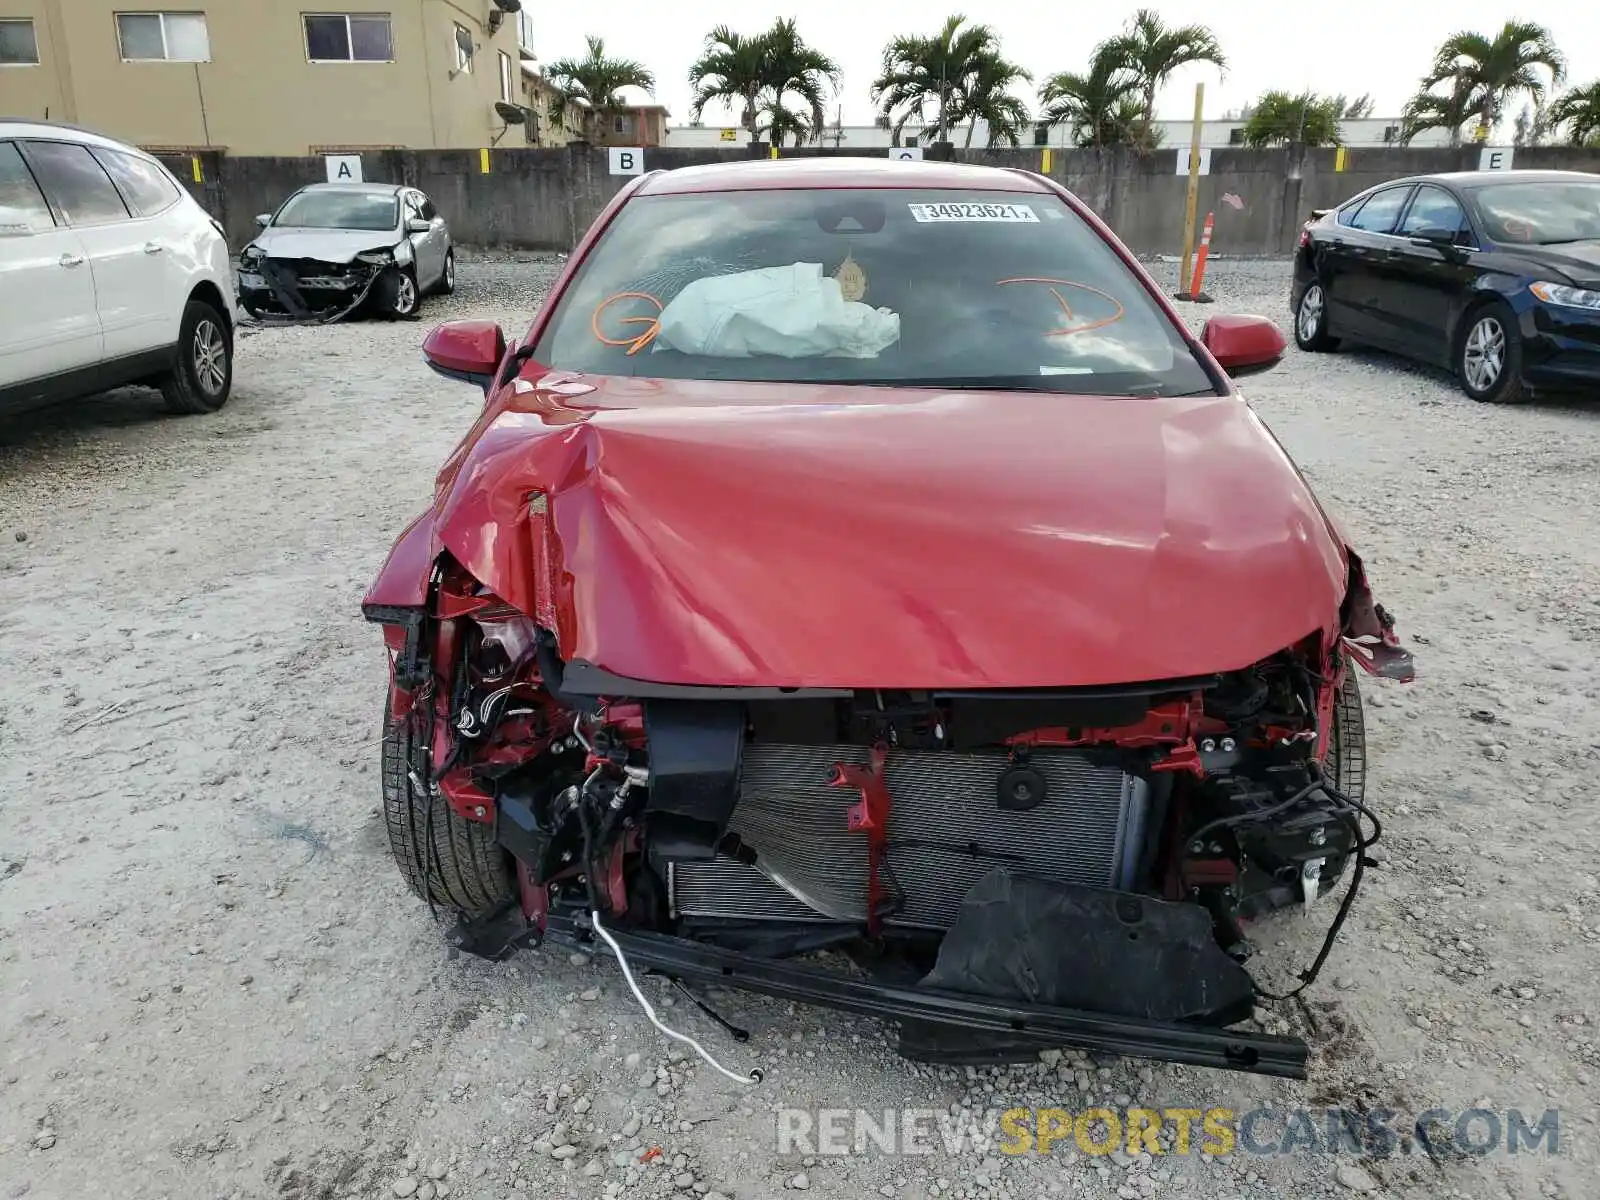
637;156;1051;196
1364;169;1599;194
0;118;157;158
292;182;405;196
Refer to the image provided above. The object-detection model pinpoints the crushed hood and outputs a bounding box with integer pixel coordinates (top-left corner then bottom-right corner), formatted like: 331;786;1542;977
248;227;398;263
431;373;1349;689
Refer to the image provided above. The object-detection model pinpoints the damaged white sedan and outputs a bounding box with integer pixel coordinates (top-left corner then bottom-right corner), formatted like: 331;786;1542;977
238;182;454;322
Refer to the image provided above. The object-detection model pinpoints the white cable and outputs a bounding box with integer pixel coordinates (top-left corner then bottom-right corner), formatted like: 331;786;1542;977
590;910;763;1086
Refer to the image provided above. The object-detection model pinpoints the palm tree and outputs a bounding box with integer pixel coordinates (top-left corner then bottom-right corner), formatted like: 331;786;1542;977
687;26;769;132
1400;80;1480;146
870;15;1027;145
952;52;1032;147
761;18;840;144
1332;93;1374;120
1420;20;1565;138
545;36;656;141
1038;45;1144;149
753;93;814;148
1100;9;1225;130
689;19;839;139
1548;82;1600;147
1241;91;1342;147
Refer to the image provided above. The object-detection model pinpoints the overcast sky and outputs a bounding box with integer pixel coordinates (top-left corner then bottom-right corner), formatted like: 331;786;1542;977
531;3;1599;129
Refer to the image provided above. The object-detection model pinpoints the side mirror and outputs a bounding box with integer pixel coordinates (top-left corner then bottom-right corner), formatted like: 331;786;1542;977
406;217;431;234
254;213;271;228
1201;314;1286;378
423;320;506;393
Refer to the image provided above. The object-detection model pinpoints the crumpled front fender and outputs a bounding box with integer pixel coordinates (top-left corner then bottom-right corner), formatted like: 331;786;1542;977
363;511;435;611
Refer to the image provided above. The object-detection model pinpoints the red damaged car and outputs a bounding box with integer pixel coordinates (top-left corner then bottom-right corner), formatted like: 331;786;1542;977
364;159;1413;1080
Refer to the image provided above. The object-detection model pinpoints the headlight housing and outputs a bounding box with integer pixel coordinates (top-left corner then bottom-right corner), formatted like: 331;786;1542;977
240;245;265;266
1530;281;1600;311
356;248;395;266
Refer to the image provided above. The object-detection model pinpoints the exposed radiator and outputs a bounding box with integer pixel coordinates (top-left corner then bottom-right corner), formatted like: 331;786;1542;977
669;743;1147;931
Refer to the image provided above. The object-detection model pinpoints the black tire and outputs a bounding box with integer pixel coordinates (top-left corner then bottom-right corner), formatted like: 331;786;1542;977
159;299;233;414
1293;282;1340;352
1456;300;1527;404
1327;667;1366;806
438;250;456;296
376;266;420;318
382;694;515;917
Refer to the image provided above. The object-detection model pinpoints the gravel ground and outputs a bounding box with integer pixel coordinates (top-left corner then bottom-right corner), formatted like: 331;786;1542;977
2;252;1598;1200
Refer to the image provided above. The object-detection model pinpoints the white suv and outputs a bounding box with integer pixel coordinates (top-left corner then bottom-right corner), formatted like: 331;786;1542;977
0;120;237;418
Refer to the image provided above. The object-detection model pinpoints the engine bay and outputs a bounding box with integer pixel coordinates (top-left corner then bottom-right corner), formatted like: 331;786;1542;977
374;557;1387;1068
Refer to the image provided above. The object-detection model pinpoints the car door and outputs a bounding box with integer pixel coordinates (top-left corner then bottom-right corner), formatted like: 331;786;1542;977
19;139;165;364
1322;184;1414;344
1374;185;1480;366
91;146;195;354
406;190;445;286
0;139;103;403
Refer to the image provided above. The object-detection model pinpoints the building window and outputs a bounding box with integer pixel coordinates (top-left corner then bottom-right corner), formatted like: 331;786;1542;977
453;23;473;72
115;13;211;62
0;18;39;64
498;50;514;104
613;115;625;134
304;13;393;63
517;12;534;54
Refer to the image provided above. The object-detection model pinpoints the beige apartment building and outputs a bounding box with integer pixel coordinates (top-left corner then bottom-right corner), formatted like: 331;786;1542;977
0;0;549;154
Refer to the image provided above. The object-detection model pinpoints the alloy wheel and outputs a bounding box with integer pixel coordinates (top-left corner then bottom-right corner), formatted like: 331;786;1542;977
394;274;417;314
1297;286;1324;342
1463;316;1505;391
445;255;455;291
193;319;227;396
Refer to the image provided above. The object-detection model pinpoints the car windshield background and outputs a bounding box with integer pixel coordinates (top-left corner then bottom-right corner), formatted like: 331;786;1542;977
273;191;397;231
1471;181;1600;246
533;188;1214;396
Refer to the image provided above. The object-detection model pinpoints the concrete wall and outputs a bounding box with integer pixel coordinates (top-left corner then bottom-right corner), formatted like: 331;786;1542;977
184;143;1600;256
0;0;522;154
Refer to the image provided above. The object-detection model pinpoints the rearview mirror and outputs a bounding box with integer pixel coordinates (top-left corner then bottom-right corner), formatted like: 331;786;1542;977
254;213;271;228
423;320;507;393
1201;314;1286;378
406;217;431;234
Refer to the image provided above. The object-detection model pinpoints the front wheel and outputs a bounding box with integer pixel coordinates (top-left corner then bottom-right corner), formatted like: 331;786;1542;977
1294;283;1339;352
1457;302;1527;403
381;693;515;916
377;266;419;318
438;250;456;296
159;299;233;414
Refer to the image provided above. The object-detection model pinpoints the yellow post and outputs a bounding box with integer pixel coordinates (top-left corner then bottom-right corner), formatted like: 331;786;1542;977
1041;146;1052;175
479;148;491;174
770;143;779;159
190;155;203;183
1334;146;1348;173
1178;82;1205;295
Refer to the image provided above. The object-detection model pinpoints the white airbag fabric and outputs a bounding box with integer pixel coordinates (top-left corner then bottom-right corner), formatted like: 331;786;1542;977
655;263;900;359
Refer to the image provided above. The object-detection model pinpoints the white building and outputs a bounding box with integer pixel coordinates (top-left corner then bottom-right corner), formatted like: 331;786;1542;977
665;117;1454;150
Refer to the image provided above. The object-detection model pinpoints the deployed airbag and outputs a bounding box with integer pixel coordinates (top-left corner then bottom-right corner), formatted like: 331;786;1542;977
655;263;900;359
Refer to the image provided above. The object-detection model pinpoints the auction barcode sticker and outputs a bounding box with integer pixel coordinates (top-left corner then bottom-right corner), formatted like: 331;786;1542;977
907;202;1038;223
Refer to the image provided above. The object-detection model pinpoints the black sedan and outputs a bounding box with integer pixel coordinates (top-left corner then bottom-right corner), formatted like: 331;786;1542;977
1291;169;1600;403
